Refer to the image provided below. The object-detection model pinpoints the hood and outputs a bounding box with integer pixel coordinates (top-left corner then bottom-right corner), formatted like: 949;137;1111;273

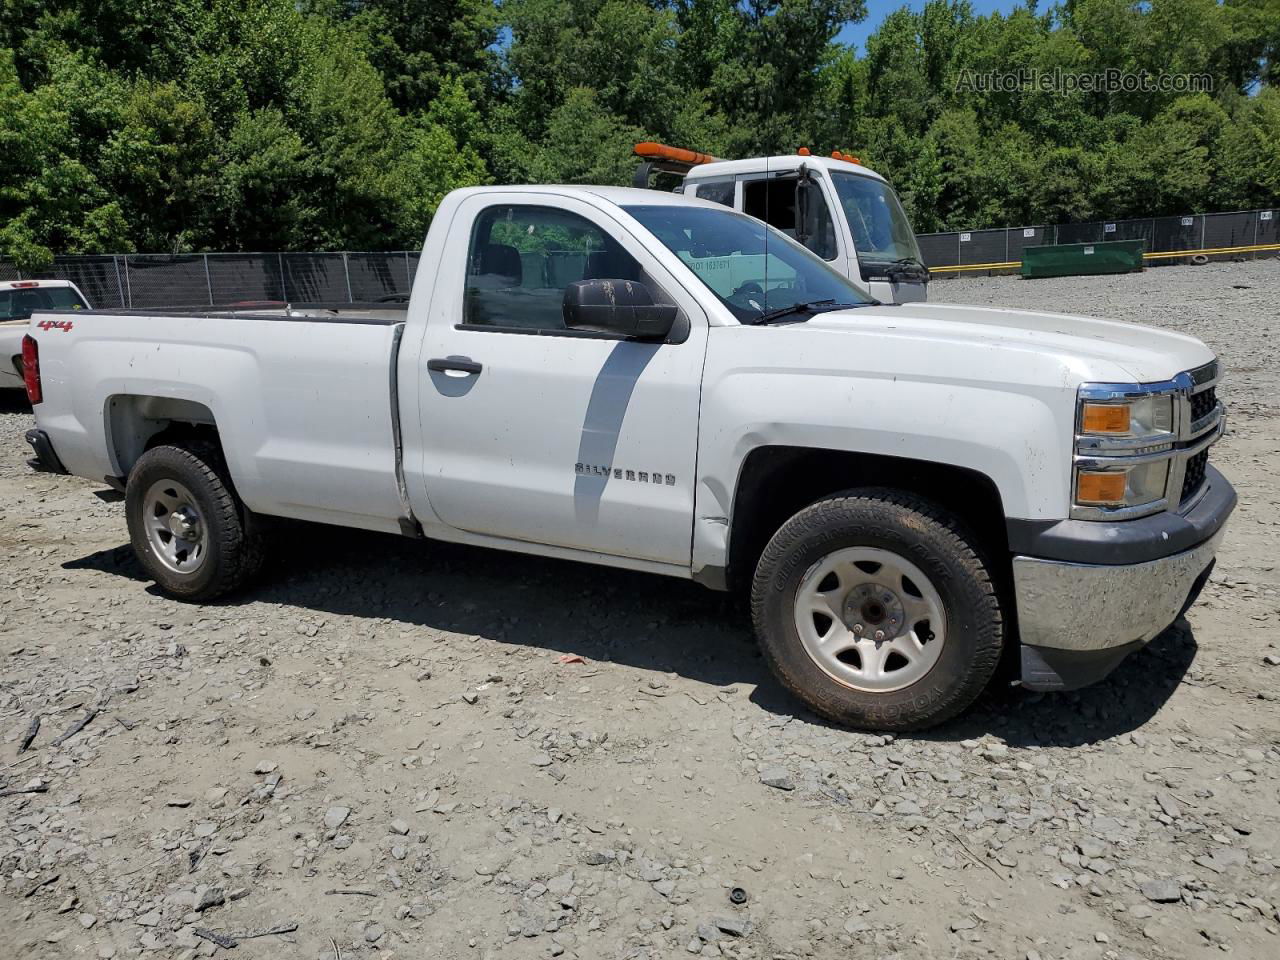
802;302;1214;384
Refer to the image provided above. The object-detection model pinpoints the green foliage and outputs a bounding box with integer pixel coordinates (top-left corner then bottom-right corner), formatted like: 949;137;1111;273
0;0;1277;263
829;0;1279;229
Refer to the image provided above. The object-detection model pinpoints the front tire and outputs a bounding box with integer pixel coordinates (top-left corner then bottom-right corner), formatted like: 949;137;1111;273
126;444;263;601
751;489;1003;731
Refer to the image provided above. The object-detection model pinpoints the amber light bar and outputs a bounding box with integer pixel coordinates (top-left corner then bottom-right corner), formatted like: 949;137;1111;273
633;142;718;167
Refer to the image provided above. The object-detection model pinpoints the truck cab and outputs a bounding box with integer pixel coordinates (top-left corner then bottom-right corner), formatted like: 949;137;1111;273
637;144;929;304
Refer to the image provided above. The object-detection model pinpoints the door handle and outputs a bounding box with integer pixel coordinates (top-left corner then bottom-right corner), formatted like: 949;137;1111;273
427;357;483;375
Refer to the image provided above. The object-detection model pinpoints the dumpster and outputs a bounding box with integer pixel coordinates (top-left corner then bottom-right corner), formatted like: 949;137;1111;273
1022;240;1145;278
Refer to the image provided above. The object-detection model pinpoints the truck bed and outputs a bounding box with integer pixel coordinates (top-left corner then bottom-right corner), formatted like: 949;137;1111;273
57;301;409;324
28;303;412;535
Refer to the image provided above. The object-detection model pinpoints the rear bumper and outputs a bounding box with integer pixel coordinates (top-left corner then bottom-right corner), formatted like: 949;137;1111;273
24;429;68;475
1011;466;1234;690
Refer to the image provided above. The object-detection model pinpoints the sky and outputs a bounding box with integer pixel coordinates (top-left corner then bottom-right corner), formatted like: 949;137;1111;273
835;0;1026;53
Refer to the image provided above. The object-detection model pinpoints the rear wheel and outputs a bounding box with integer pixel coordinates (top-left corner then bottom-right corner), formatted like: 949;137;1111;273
126;444;263;601
751;489;1003;730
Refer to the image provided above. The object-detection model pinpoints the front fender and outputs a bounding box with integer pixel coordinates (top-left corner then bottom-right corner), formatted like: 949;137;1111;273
692;331;1078;575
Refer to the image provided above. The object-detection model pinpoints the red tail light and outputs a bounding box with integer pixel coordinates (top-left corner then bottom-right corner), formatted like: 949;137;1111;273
22;334;42;405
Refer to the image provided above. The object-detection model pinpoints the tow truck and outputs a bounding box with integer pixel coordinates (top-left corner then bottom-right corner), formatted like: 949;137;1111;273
634;142;929;304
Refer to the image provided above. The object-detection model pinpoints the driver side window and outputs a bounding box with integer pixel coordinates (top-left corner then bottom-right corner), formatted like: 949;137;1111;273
464;205;648;331
742;176;838;261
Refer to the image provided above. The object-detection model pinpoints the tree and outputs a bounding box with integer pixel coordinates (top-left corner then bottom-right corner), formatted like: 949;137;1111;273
1;0;1278;263
673;0;868;154
1214;87;1280;208
321;0;500;112
0;49;128;269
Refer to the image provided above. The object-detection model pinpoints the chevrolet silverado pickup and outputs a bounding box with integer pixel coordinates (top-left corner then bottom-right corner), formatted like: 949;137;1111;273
22;186;1234;730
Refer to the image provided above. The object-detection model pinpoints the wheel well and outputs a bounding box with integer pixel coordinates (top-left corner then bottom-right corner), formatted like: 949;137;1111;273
726;446;1009;593
106;395;223;478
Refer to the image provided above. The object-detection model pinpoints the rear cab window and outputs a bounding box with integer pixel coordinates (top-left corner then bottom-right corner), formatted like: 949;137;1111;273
691;179;735;207
1;286;88;321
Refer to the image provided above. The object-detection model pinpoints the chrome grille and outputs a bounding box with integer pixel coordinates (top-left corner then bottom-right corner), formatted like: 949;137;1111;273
1181;449;1208;502
1190;386;1216;423
1176;362;1221;506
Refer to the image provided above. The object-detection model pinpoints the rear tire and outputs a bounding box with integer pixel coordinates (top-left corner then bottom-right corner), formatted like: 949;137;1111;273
126;444;263;601
751;489;1003;730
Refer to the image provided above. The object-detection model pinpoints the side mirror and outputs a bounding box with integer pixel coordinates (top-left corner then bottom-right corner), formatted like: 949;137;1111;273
563;279;677;340
796;179;821;247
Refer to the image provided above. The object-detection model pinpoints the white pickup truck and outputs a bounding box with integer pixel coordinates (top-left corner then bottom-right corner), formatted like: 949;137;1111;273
22;185;1234;730
1;279;90;391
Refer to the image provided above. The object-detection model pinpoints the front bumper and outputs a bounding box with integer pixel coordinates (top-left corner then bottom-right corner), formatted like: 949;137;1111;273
1011;466;1235;690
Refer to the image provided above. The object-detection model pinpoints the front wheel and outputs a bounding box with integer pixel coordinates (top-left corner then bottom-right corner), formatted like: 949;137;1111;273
126;444;263;601
751;489;1003;730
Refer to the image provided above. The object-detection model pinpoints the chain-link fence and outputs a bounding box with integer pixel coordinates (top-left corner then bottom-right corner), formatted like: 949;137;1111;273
0;252;421;309
3;205;1278;303
918;207;1279;276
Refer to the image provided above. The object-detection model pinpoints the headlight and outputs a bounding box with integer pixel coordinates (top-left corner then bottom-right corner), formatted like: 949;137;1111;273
1079;395;1173;441
1073;387;1178;518
1076;460;1170;507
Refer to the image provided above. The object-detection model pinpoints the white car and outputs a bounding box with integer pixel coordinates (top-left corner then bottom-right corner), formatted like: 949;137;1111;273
1;280;91;390
22;186;1233;730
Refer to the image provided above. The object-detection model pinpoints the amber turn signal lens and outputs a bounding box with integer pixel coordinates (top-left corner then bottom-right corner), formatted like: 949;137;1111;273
1081;402;1130;434
1077;471;1127;504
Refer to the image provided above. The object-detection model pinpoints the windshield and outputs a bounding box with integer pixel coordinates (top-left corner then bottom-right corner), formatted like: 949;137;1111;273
622;204;874;324
0;286;88;321
829;172;922;265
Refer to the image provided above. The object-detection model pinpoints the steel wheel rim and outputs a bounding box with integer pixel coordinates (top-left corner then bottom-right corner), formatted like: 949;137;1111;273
142;479;208;576
793;547;946;693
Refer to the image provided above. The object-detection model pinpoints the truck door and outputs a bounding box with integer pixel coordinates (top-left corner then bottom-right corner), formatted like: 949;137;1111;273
413;194;708;568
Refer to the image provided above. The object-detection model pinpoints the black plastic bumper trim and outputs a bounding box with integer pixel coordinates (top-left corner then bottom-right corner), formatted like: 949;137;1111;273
24;429;68;475
1007;464;1235;565
691;564;728;592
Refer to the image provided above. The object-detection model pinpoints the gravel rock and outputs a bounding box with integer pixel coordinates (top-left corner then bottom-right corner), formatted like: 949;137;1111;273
195;887;225;912
1141;880;1183;903
758;766;795;790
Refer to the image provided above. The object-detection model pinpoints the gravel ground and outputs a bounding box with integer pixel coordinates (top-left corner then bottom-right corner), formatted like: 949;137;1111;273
2;260;1277;960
